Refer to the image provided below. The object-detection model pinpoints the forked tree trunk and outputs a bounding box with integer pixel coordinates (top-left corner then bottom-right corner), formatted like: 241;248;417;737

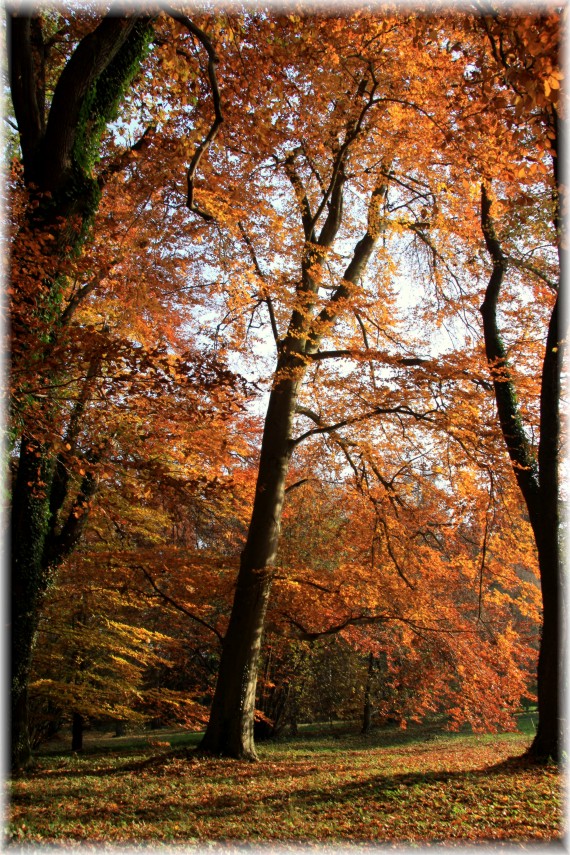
200;132;386;757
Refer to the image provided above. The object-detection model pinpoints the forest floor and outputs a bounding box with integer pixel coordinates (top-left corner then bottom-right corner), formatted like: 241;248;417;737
6;721;563;848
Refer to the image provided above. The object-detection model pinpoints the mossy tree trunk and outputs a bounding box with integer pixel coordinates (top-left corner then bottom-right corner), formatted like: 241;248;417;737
8;11;155;772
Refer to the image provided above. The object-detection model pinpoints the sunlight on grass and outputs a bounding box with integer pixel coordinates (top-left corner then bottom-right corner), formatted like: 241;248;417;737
7;726;561;846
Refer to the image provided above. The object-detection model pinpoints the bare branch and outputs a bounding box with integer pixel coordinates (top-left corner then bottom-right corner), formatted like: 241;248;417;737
291;402;437;447
138;564;224;644
284;611;391;641
284;477;312;494
378;514;415;589
238;221;280;344
166;8;223;221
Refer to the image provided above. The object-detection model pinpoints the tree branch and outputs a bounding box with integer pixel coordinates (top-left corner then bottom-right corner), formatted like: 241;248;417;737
306;179;388;354
139;565;224;644
166;8;223;222
505;255;558;291
7;11;45;174
291;402;436;447
283;148;316;241
41;16;142;191
60;262;118;326
284;611;391;641
238;221;280;344
479;183;539;509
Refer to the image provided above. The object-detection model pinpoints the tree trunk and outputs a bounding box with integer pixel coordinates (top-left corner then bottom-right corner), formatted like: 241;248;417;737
114;720;126;737
200;147;384;758
528;536;560;760
526;291;562;761
200;367;301;759
71;712;84;751
362;652;375;734
480;184;563;763
10;439;55;771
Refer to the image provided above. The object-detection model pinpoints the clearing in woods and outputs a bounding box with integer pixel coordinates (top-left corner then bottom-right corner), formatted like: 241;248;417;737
7;722;562;846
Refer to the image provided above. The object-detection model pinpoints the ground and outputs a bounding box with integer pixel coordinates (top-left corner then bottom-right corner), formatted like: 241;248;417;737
6;721;563;846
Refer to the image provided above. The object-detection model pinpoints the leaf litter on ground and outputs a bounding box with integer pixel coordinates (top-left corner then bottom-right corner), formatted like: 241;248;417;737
7;727;562;845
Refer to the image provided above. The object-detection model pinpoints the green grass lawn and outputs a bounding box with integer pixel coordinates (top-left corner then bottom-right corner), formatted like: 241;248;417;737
7;722;562;846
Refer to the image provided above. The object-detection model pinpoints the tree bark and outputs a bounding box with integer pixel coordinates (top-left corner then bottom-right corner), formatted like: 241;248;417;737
11;438;54;771
200;364;301;759
527;286;562;762
480;184;563;762
8;12;156;772
71;712;84;752
200;148;387;756
362;652;375;734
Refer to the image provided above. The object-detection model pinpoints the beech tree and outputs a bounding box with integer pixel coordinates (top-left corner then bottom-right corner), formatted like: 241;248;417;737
414;8;563;760
7;6;227;770
9;6;560;772
266;417;541;734
475;10;563;763
197;18;412;759
188;12;550;759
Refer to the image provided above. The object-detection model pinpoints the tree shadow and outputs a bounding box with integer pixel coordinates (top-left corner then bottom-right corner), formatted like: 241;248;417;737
15;749;561;846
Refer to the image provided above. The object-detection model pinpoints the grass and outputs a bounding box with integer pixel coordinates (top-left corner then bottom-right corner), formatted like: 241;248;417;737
6;722;563;846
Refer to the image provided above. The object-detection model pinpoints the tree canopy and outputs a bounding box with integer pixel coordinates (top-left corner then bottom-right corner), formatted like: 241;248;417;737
7;5;563;770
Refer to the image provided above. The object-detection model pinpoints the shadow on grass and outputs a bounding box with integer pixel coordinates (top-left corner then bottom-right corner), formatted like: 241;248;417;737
19;745;200;779
11;748;561;846
19;719;539;783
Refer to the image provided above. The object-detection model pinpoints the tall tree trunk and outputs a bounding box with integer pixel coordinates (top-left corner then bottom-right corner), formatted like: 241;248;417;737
200;368;301;759
11;438;54;771
200;128;386;757
480;184;563;762
527;285;562;762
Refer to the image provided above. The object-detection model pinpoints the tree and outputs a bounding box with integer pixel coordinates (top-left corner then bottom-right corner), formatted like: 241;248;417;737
475;9;563;764
267;445;541;735
174;10;553;759
26;332;254;748
7;6;226;769
197;14;432;758
480;185;561;761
